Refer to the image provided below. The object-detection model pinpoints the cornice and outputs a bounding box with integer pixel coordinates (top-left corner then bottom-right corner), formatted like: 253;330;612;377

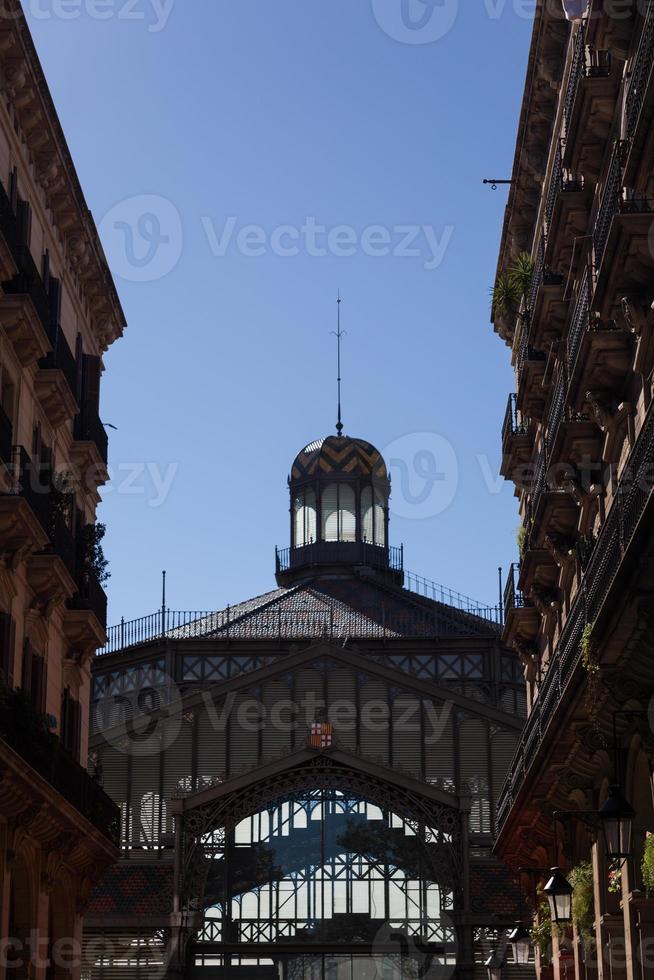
0;1;126;350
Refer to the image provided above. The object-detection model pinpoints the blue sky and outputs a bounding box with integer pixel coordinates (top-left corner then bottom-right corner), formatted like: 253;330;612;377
25;0;534;622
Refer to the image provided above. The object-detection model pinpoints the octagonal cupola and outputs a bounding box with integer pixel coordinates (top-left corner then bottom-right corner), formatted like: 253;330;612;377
275;434;402;586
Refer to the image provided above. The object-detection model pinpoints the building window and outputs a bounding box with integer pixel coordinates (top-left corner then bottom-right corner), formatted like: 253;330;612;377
361;486;385;546
293;488;317;547
322;483;356;543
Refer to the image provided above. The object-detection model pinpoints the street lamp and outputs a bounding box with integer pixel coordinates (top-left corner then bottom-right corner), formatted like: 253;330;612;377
507;923;532;964
598;784;635;861
543;867;573;925
485;949;504;980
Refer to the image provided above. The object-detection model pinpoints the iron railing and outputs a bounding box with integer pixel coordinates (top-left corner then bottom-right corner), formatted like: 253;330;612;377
39;322;78;402
3;244;51;333
275;542;403;576
566;273;591;380
544;142;563;236
99;571;503;655
68;569;108;631
502;393;529;446
74;406;108;466
530;445;549;522
527;237;545;316
624;1;654;138
497;397;654;831
503;563;529;614
563;25;587;137
546;366;567;450
0;404;12;466
593;140;626;276
0;687;119;844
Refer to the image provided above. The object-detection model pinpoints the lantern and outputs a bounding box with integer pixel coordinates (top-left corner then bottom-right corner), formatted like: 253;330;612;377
485;949;504;980
507;923;532;964
544;867;573;925
598;785;635;861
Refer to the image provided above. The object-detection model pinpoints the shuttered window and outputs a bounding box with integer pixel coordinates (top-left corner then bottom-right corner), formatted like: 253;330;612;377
293;488;317;547
0;613;16;686
361;486;386;546
322;483;356;542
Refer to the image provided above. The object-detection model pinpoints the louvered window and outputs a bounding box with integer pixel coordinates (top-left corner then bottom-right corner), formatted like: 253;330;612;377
293;488;317;546
322;483;356;542
361;486;386;546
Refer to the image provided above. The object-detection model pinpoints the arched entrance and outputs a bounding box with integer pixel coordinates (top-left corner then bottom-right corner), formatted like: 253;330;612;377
173;750;466;978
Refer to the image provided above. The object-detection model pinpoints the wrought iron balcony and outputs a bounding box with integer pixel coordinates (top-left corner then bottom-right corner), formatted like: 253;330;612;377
68;568;108;632
38;322;78;403
0;404;12;467
503;563;528;615
497;395;654;833
74;405;108;466
2;244;51;334
0;684;119;844
275;541;403;577
624;1;654;140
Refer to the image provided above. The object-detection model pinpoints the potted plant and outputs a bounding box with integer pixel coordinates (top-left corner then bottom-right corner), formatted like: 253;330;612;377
642;832;654;897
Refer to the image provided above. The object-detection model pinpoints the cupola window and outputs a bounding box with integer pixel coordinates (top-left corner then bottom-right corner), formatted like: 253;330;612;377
361;486;386;547
293;488;317;547
321;483;356;543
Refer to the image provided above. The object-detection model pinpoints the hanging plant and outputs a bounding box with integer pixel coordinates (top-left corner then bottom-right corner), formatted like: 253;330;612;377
530;885;553;965
509;252;536;299
569;862;596;951
78;522;110;585
607;860;622;895
580;623;601;716
642;832;654;897
517;524;528;560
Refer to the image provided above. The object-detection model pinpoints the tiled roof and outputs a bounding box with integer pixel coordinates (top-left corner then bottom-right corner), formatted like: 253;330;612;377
167;577;499;642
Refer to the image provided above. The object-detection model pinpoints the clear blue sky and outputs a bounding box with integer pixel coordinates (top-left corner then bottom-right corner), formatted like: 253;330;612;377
25;0;534;623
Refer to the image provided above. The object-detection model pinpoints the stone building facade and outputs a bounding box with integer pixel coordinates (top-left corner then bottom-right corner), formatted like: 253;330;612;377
0;3;125;977
493;2;654;978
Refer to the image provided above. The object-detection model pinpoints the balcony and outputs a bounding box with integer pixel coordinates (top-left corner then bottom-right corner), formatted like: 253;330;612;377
35;323;79;427
562;27;616;178
0;404;12;468
496;395;654;835
503;563;539;652
592;141;654;320
622;2;654;181
515;331;548;421
500;394;533;481
0;684;119;844
67;567;108;636
275;541;403;587
72;405;109;477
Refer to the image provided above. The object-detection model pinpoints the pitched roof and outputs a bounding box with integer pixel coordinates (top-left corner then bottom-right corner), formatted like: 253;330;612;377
166;576;499;642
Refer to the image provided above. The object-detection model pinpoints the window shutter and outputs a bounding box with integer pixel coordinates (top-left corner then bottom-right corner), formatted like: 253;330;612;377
16;198;31;248
82;355;101;413
0;614;15;685
339;484;356;542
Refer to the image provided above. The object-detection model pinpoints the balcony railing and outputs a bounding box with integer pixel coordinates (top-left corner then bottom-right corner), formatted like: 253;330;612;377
39;322;78;402
593;141;626;274
503;563;529;615
546;367;567;450
275;541;403;575
624;1;654;139
563;25;588;136
11;447;52;533
3;245;51;333
0;404;12;466
74;406;108;466
497;396;654;832
502;393;529;445
566;273;591;379
68;570;108;631
516;330;546;379
0;684;119;844
528;237;545;315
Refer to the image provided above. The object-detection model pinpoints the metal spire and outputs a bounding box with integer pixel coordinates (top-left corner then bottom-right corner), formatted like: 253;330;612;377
332;291;345;436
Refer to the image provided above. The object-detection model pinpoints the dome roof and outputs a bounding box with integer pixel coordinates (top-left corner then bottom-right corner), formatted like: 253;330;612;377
291;435;388;482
